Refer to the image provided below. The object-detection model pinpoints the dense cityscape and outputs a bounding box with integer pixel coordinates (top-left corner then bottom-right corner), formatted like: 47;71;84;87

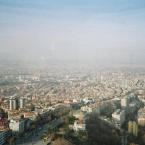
1;0;145;145
0;62;145;145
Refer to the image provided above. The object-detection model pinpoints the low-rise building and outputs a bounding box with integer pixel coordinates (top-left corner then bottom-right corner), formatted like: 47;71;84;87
73;120;86;132
81;106;92;113
112;109;126;125
137;107;145;126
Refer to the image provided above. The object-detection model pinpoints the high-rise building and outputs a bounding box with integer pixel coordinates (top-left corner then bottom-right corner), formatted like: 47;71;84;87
13;99;18;110
128;121;133;134
9;99;13;111
9;97;18;110
128;121;138;137
133;122;138;137
19;98;25;109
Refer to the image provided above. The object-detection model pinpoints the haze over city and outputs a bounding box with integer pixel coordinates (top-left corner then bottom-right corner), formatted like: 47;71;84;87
0;0;145;65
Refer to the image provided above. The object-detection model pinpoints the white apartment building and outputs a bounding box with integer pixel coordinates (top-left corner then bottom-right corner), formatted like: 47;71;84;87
9;119;25;134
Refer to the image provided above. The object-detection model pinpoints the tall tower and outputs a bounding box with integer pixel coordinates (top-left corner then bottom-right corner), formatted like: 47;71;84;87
9;99;13;110
133;121;138;137
19;98;25;109
9;97;18;110
128;121;138;137
13;98;18;110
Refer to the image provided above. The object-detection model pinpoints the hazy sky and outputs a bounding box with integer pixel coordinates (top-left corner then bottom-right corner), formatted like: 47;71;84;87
0;0;145;64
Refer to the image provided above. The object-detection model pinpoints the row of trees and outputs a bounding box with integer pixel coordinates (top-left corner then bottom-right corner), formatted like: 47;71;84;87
85;113;121;145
